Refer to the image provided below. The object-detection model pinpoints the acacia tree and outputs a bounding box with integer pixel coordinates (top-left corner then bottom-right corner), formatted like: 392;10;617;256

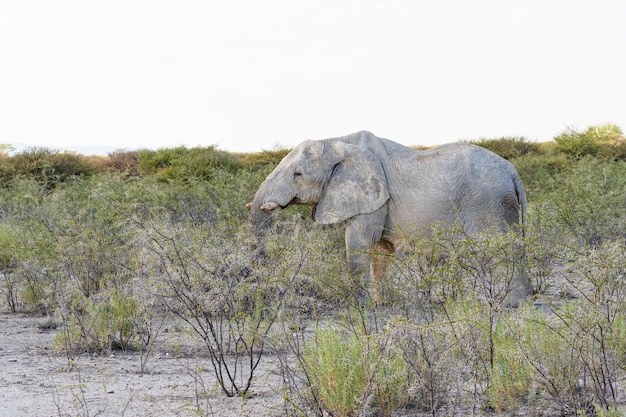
585;123;623;143
554;123;624;158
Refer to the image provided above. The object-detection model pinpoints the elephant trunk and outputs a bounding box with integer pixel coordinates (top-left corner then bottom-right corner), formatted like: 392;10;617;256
247;191;279;264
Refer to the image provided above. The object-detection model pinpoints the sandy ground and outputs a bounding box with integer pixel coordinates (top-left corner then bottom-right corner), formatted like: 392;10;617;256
0;313;288;417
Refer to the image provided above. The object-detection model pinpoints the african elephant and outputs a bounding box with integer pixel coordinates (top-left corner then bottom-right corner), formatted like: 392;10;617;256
247;131;531;305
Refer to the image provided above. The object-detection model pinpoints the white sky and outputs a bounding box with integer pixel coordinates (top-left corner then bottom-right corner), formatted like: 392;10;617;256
1;0;625;154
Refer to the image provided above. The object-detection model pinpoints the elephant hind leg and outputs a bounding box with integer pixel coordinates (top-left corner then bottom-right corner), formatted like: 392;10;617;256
371;239;395;304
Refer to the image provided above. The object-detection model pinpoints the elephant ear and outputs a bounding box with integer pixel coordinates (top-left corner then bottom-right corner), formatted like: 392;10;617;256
315;141;389;224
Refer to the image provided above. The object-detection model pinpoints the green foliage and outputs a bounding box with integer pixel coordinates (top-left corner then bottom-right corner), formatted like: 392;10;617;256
385;207;626;414
509;151;571;194
0;223;20;268
389;226;529;310
470;136;541;160
554;126;601;157
554;123;625;158
487;316;535;411
145;215;287;397
532;157;626;248
305;327;368;416
304;326;409;417
598;139;626;161
585;123;623;142
0;223;25;312
0;147;97;189
137;145;244;181
54;288;141;353
241;147;291;168
0;144;15;157
392;300;483;413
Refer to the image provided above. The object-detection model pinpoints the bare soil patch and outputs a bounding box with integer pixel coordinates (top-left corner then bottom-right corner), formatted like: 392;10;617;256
0;313;286;417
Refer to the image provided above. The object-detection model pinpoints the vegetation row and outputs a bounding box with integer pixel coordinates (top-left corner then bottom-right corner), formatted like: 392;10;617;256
1;123;625;416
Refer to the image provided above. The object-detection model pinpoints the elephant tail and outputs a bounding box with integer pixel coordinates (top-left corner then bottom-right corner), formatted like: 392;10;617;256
514;175;528;236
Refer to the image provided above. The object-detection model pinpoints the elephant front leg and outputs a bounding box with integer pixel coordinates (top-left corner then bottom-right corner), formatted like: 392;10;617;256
344;209;386;303
371;239;395;304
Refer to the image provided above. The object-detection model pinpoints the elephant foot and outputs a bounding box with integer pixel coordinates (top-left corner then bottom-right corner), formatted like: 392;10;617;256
504;281;534;308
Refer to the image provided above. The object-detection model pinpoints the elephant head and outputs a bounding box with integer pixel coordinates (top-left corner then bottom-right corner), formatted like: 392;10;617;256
247;139;390;260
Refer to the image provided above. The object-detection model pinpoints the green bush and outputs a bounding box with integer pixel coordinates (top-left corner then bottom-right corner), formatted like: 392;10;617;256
510;151;571;195
554;123;624;159
54;288;141;354
304;326;409;417
241;148;290;168
0;223;24;312
0;147;97;189
143;212;288;397
0;224;19;268
305;327;368;416
531;157;626;248
554;127;601;157
137;145;244;181
470;136;541;160
487;314;535;411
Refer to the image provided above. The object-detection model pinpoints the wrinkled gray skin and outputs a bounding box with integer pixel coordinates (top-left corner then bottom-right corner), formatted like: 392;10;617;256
248;131;531;304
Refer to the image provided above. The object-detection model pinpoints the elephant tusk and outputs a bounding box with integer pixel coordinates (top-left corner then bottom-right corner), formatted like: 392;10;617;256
260;201;280;212
245;202;252;210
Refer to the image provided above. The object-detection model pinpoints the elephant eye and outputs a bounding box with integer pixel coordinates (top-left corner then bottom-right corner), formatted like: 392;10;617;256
294;171;302;177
